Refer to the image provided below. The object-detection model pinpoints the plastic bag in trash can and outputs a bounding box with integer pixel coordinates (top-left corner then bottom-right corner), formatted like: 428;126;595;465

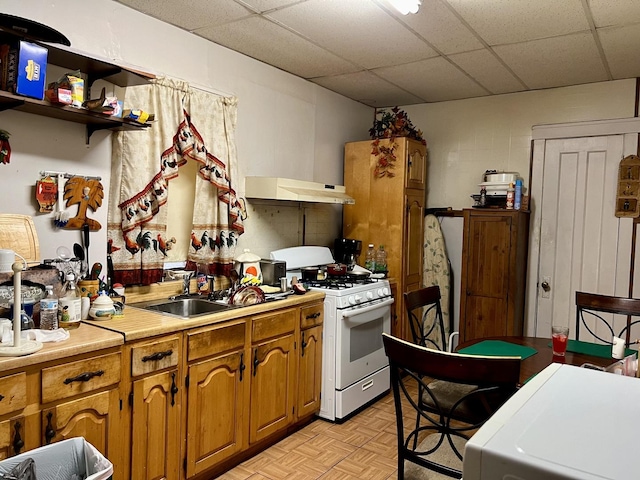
0;458;36;480
0;437;112;480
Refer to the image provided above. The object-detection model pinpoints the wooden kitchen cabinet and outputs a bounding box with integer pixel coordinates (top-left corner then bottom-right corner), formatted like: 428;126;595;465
297;302;323;420
0;372;28;459
344;137;427;341
459;209;530;343
127;335;182;480
249;309;297;444
185;320;249;478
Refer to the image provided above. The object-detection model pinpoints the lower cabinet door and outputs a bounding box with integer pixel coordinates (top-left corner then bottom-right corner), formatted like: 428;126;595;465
250;334;296;444
186;349;249;478
0;416;26;459
131;370;181;480
297;325;322;419
42;389;121;472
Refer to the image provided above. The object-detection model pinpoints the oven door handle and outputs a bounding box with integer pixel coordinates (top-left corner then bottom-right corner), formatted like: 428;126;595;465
341;297;394;319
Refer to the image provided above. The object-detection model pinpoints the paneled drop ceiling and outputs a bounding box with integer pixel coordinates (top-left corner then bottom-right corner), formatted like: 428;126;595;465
115;0;640;107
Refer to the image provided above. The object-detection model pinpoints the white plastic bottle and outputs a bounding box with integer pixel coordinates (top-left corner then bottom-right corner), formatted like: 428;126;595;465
40;285;59;330
364;244;376;271
59;273;81;329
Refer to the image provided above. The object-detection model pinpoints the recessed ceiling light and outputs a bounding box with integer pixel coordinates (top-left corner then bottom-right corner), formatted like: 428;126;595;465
388;0;421;15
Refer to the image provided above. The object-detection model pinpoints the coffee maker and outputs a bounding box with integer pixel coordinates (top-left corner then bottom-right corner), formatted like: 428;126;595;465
333;238;362;269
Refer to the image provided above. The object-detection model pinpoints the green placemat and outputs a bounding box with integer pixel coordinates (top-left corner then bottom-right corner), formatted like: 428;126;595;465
458;340;538;360
546;339;636;359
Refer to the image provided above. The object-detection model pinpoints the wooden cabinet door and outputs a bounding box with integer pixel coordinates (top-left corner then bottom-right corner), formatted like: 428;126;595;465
250;334;296;444
405;190;424;288
297;325;322;419
131;370;181;480
42;389;120;459
460;212;514;342
406;140;426;190
186;349;249;478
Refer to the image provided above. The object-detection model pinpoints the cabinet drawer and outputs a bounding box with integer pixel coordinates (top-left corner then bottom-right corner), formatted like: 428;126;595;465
300;303;323;329
252;308;296;343
188;320;246;362
131;335;180;377
41;353;121;404
0;373;26;416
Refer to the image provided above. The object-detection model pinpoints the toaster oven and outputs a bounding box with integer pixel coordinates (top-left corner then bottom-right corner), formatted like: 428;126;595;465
260;259;286;286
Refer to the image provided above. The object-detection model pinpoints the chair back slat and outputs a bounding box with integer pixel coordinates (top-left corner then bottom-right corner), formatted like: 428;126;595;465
404;286;447;351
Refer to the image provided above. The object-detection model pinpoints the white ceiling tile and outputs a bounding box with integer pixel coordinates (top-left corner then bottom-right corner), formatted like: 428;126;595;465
196;17;360;78
599;24;640;79
393;0;484;54
494;32;608;89
589;0;640;27
445;0;589;45
449;50;525;94
117;0;252;31
267;0;438;69
236;0;312;13
373;57;489;102
312;71;425;107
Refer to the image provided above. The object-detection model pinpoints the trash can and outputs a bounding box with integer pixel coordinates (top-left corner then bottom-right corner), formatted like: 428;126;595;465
0;437;112;480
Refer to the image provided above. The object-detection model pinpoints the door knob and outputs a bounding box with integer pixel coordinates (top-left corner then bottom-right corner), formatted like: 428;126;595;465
541;281;551;292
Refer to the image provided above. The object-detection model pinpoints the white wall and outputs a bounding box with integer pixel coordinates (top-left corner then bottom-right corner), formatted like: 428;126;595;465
404;79;636;210
0;0;372;266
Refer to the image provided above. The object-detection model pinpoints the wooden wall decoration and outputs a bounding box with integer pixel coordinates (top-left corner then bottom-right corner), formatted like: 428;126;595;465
63;176;104;230
615;155;640;218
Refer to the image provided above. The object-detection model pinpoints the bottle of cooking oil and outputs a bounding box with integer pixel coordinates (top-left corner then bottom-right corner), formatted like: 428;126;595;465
364;244;376;271
375;245;387;274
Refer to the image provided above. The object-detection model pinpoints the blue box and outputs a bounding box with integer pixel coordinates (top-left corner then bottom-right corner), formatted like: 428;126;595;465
14;40;47;100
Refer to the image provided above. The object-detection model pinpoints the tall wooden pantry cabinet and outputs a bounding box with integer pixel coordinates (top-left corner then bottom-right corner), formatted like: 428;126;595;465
459;209;530;343
343;137;426;341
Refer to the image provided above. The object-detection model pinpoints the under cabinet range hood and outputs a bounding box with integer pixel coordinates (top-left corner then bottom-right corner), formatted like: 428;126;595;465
245;177;355;205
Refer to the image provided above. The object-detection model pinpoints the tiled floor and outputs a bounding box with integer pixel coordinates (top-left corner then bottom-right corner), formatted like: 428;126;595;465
218;391;401;480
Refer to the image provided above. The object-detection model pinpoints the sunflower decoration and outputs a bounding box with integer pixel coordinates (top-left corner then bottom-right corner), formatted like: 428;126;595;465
369;107;425;178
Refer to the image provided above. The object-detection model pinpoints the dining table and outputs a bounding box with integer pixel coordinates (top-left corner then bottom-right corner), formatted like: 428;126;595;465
456;336;619;385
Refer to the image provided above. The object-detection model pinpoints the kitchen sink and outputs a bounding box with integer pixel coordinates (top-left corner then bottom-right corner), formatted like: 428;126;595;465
130;297;236;319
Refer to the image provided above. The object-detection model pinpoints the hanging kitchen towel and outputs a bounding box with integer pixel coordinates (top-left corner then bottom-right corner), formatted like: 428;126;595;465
423;214;451;346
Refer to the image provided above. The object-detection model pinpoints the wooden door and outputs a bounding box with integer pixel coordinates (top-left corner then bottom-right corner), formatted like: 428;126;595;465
533;135;628;338
131;370;181;480
0;417;26;459
297;325;322;419
42;389;119;457
406;140;426;190
185;349;248;477
249;334;296;444
405;190;424;288
460;213;512;342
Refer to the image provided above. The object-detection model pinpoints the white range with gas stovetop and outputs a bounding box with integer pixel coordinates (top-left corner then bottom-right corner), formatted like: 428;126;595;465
270;246;393;422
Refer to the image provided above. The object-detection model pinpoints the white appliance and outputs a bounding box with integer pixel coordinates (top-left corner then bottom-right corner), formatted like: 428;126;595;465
464;363;640;480
270;246;393;422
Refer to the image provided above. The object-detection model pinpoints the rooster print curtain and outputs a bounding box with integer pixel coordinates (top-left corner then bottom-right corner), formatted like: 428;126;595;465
107;77;245;285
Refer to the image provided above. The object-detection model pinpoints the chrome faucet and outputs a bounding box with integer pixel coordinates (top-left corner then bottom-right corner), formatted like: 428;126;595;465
182;274;191;295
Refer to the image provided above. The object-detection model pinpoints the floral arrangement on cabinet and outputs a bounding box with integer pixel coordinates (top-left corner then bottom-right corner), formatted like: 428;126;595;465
369;107;426;178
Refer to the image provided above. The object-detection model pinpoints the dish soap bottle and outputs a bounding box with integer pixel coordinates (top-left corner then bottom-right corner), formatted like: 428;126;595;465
365;244;376;272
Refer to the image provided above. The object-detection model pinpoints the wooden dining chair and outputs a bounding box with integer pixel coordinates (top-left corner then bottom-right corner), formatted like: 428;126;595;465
383;334;520;479
575;291;640;347
404;286;456;352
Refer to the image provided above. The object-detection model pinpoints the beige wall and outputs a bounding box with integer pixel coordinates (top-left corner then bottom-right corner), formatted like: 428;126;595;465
404;79;637;210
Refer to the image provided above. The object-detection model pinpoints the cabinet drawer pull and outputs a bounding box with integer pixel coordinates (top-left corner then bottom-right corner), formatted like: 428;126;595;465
0;393;4;402
63;370;104;385
305;312;321;320
141;349;173;362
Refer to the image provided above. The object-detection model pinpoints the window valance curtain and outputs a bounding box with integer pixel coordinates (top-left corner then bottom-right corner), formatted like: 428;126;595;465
107;77;245;286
